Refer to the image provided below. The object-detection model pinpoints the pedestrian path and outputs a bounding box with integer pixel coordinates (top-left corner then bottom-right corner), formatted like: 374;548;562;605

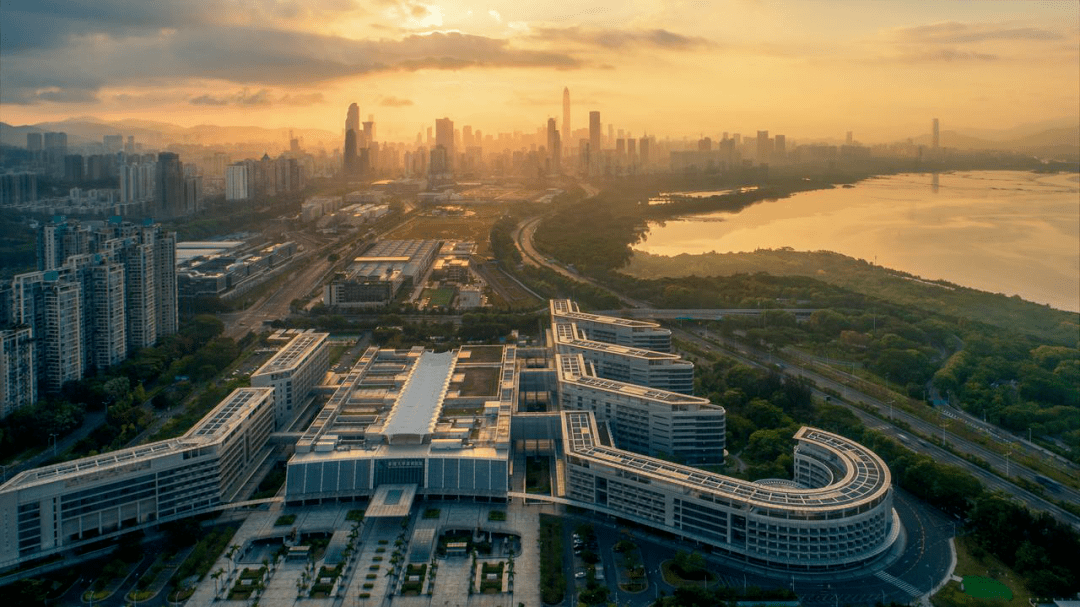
874;570;922;597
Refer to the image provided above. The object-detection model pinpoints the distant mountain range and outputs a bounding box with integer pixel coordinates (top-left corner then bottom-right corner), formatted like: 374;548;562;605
0;117;339;153
910;124;1079;159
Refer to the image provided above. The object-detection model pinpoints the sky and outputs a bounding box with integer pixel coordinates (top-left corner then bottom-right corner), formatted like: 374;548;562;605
1;0;1078;142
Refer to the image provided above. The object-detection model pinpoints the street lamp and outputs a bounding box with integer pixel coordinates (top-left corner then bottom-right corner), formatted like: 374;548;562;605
49;433;58;457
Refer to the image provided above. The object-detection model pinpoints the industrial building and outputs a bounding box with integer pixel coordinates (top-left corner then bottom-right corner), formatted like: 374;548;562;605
323;240;440;309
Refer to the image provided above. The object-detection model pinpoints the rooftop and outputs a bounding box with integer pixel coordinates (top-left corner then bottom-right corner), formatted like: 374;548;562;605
253;332;328;376
550;299;662;328
380;351;455;441
562;412;890;512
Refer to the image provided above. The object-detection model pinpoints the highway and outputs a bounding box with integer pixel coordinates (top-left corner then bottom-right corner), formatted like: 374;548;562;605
671;326;1080;530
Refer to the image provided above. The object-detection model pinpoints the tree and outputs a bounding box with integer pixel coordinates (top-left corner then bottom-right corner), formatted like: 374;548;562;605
672;551;705;578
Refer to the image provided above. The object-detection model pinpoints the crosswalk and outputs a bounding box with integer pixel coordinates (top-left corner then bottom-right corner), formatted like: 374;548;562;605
875;571;922;597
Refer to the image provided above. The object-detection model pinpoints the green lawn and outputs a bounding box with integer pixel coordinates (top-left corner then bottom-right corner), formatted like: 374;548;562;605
963;577;1012;600
421;287;455;307
932;536;1029;607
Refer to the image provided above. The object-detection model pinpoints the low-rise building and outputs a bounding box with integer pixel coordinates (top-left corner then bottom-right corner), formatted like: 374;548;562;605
0;387;274;570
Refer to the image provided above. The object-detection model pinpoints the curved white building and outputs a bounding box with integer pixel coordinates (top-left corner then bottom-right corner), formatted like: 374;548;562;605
561;411;899;571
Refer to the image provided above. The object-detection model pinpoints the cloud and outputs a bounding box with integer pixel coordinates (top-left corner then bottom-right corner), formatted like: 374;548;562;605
898;49;999;62
380;96;414;107
279;92;325;106
2;25;583;105
489;9;501;23
889;22;1064;45
189;89;322;107
529;26;712;50
189;89;272;106
190;94;230;106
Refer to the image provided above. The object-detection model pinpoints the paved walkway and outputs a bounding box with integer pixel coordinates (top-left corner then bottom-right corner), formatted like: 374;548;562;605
183;500;543;607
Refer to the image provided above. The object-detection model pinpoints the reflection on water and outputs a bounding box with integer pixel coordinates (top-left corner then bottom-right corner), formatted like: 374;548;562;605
634;171;1080;312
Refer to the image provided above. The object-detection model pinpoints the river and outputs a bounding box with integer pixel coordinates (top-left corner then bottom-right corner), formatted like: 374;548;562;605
633;171;1080;312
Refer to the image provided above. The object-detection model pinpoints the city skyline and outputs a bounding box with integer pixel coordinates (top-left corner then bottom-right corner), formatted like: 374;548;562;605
2;1;1077;142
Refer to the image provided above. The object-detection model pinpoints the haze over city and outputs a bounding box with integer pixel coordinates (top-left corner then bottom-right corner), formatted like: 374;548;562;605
1;2;1079;607
3;0;1079;141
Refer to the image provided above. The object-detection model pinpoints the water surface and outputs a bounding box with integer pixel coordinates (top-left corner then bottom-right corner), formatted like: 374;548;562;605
634;171;1080;312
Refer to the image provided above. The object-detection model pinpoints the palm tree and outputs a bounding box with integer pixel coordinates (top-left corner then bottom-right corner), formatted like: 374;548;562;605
211;569;223;596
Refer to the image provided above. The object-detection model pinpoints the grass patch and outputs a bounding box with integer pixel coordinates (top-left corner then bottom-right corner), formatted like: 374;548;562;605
488;510;507;522
274;514;296;526
660;560;717;587
932;536;1030;607
539;515;566;604
963;577;1013;600
346;509;365;522
423;508;441;519
421;287;456;308
451;367;500;397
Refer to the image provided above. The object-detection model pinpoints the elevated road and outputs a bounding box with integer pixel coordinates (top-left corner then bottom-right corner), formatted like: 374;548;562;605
598;307;818;321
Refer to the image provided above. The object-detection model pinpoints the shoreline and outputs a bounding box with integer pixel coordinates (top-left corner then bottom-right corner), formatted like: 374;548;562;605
628;170;1079;314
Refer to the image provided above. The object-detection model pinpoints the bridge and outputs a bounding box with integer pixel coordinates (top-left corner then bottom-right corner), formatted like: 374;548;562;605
596;308;818;321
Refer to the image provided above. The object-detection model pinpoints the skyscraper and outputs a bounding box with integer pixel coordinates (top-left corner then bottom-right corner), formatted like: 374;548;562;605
155;152;184;217
932;118;940;149
346;103;360;134
435;118;454;173
344;103;360;176
756;131;770;164
344;129;358;176
546;118;561;174
589;111;601;171
562;87;571;156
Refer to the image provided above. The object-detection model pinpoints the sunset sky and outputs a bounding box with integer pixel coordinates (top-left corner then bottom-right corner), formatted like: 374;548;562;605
2;0;1077;142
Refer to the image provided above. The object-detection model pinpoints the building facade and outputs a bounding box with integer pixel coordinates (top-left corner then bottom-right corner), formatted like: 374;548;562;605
0;387;275;570
251;331;330;430
561;411;898;571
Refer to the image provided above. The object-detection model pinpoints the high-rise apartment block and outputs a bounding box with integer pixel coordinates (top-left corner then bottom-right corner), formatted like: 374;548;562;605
589;111;601;171
435;118;454;173
0;327;35;417
562;87;571;156
155;152;185;217
932;118;940;149
0;172;38;207
225;163;250;201
0;217;178;408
